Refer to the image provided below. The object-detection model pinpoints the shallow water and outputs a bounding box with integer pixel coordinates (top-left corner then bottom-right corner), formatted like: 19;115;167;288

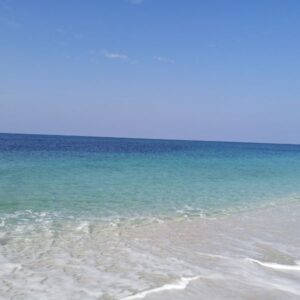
1;203;300;299
0;133;300;299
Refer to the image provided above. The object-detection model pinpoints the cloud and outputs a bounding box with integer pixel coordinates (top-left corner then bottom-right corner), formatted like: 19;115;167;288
90;49;137;64
154;56;174;64
128;0;144;5
102;51;128;60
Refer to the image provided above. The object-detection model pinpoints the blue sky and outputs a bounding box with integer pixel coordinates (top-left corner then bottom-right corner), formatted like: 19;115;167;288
1;0;300;143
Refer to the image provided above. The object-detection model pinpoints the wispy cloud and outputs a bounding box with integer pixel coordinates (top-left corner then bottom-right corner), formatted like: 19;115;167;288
128;0;145;5
89;49;137;64
102;51;128;60
154;56;174;64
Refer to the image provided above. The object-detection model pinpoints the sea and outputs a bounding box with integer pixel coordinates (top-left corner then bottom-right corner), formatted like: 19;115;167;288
0;133;299;299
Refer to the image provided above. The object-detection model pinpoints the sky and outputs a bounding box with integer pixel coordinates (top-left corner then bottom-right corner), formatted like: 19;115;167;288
1;0;300;143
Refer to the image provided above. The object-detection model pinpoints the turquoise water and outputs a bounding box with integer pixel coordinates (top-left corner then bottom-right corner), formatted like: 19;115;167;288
1;133;300;220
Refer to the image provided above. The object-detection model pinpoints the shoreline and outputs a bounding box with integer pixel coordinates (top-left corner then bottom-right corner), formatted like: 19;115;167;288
118;201;300;299
1;201;300;299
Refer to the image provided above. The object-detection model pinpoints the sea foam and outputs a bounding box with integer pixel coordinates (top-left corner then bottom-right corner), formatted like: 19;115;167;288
121;276;200;300
247;258;300;271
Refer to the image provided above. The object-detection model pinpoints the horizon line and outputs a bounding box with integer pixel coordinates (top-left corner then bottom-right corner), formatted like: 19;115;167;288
0;131;299;147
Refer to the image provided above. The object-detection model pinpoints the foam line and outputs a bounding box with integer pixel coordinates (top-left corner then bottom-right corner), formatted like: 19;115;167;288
121;276;200;300
247;258;300;271
197;252;230;260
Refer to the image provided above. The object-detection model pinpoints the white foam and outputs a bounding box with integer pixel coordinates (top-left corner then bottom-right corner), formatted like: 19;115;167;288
121;276;199;300
247;258;300;271
197;252;231;260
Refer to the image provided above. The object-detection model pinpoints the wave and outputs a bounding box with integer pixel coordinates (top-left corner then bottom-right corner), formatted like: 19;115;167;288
121;276;200;300
247;258;300;271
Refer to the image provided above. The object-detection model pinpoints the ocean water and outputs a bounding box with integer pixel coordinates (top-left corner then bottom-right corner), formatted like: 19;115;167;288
0;133;300;299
